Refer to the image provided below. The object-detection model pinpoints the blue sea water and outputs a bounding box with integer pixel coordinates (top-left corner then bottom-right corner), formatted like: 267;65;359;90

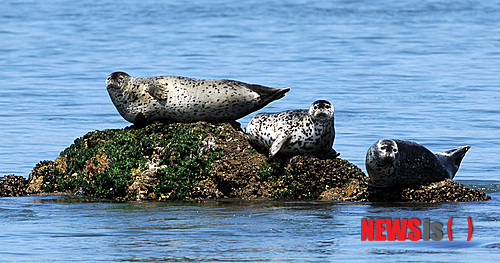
1;0;499;261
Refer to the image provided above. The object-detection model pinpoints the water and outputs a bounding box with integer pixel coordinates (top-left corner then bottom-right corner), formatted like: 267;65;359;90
1;194;500;262
0;0;499;261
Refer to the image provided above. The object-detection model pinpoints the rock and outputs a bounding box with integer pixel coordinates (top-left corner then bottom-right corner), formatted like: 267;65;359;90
0;174;28;197
26;160;60;194
12;121;492;202
361;179;491;203
278;155;367;200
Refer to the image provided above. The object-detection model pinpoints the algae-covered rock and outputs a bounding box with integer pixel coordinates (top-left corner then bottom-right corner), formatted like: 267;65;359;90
23;121;491;202
27;122;221;201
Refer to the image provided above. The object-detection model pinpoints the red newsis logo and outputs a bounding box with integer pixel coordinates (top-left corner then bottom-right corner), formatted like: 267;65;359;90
360;217;472;241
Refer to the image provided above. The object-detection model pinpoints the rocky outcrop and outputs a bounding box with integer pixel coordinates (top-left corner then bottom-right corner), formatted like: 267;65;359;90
4;121;490;202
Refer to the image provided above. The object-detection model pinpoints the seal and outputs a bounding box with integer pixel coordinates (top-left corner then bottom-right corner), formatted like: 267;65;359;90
365;139;471;188
246;100;337;158
105;72;290;124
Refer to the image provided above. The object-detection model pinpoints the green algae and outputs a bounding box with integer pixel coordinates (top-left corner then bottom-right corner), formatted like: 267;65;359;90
154;127;220;200
46;123;219;200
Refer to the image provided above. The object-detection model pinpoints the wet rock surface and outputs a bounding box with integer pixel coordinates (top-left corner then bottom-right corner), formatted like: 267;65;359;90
0;175;28;197
362;178;491;203
2;121;492;202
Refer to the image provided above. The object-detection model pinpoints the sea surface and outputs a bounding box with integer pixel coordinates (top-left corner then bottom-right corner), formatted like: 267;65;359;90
0;0;499;262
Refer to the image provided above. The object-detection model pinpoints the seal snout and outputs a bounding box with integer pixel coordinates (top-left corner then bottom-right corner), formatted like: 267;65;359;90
314;111;331;118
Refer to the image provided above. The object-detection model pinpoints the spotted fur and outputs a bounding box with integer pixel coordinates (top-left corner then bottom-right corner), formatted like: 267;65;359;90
366;139;471;187
247;100;336;158
106;72;290;124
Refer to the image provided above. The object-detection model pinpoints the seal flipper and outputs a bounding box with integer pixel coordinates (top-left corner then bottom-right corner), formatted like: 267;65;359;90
435;145;471;179
269;133;292;158
246;84;291;104
148;81;169;100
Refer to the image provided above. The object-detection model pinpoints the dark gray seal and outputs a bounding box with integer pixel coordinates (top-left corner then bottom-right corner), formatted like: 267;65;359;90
106;72;290;124
366;139;471;187
246;100;337;158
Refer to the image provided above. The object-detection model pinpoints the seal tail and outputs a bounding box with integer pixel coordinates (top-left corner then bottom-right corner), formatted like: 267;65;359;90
435;145;471;178
246;84;291;104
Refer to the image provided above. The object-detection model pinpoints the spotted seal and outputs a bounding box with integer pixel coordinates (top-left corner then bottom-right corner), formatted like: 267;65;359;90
246;100;337;158
366;139;471;188
105;72;290;124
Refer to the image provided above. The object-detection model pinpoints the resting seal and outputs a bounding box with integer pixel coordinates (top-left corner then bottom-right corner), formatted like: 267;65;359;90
366;139;470;187
246;100;337;158
106;72;290;124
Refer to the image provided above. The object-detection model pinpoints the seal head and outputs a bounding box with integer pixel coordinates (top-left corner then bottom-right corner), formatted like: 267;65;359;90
309;100;334;120
106;72;129;90
366;139;399;187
